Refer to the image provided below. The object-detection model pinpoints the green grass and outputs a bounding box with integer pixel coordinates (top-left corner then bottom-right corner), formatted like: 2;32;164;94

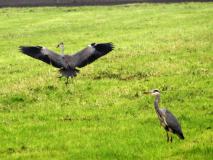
0;2;212;159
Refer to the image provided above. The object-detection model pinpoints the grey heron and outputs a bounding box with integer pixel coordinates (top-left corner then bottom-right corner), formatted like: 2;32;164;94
144;89;184;142
19;42;114;84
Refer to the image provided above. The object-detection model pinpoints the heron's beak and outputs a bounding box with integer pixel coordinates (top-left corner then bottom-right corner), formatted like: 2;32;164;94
143;91;151;95
56;44;60;48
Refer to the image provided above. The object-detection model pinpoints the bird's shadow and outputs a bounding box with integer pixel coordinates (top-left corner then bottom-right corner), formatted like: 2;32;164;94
92;71;156;81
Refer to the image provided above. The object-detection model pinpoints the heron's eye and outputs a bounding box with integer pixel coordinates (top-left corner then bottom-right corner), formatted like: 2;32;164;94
153;89;159;93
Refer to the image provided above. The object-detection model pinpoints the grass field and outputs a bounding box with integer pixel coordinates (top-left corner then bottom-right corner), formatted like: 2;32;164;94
0;2;212;159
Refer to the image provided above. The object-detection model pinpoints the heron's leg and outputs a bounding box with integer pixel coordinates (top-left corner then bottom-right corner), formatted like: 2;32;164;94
65;77;69;85
166;132;169;142
170;136;173;143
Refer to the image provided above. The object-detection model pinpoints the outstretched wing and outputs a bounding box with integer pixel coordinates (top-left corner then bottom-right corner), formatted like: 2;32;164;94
66;42;114;68
164;109;184;139
19;46;65;68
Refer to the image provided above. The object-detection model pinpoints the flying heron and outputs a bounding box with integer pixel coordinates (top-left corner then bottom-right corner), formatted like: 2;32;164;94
19;42;114;84
144;89;184;142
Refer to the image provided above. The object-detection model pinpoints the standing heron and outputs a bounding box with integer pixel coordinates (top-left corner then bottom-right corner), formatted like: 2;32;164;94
19;42;114;84
144;89;184;142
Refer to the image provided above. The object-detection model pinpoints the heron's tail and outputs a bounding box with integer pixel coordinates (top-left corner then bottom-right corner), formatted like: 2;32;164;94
59;68;80;78
178;132;184;140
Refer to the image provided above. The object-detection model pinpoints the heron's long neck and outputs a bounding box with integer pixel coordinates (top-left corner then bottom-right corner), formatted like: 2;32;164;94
61;47;64;54
154;94;161;114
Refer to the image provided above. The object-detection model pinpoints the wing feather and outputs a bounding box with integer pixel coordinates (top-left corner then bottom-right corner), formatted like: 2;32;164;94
19;46;65;68
66;42;114;68
165;109;184;138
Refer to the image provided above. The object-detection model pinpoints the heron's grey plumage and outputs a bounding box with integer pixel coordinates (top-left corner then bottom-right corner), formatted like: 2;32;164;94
147;89;184;142
19;46;65;68
163;109;184;139
19;42;114;81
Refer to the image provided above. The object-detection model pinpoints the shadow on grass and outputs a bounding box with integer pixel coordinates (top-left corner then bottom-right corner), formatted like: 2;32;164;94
0;145;28;155
0;93;35;111
93;70;158;81
172;146;212;159
60;115;100;122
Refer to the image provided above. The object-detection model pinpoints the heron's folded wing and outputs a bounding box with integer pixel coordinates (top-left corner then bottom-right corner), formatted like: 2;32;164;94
165;110;182;134
19;46;65;68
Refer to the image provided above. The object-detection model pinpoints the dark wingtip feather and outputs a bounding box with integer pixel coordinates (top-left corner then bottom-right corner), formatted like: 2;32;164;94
106;42;115;51
19;46;26;53
94;42;115;54
19;46;42;55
